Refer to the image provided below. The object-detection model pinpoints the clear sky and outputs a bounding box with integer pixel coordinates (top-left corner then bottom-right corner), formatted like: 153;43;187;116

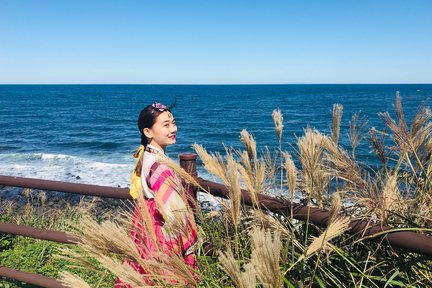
1;0;431;84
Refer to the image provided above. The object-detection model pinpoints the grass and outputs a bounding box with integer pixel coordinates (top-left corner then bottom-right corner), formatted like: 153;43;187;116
2;93;432;287
0;193;118;287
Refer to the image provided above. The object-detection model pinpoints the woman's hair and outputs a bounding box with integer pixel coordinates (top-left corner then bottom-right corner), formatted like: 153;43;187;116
137;102;172;147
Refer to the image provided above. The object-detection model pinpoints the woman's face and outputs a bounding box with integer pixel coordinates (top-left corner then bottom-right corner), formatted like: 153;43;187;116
144;111;177;151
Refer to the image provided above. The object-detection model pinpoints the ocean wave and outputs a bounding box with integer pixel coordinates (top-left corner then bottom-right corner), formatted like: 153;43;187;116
0;152;211;188
0;152;133;188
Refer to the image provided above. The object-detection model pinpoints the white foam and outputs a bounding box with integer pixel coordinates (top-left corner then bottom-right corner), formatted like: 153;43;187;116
0;153;134;188
0;152;211;189
40;153;71;160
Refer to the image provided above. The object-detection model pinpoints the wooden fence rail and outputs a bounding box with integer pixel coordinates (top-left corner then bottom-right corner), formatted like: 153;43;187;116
1;153;432;287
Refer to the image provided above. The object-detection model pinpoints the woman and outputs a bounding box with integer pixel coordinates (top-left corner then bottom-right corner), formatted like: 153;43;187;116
116;102;197;287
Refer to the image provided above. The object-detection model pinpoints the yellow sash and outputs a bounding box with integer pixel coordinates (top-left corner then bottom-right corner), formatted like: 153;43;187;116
130;145;144;199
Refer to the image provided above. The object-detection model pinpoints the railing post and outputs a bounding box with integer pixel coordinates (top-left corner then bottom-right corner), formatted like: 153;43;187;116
179;153;198;177
179;153;198;209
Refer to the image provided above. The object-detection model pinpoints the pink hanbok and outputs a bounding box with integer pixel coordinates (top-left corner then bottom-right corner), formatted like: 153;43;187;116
115;145;197;287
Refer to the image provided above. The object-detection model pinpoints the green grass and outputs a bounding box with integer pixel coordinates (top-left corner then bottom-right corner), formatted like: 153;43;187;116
0;194;117;288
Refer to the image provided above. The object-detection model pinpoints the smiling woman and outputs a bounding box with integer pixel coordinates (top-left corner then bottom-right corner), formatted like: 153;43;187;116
115;102;198;287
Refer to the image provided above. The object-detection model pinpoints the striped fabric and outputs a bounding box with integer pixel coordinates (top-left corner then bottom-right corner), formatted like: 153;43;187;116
115;148;197;287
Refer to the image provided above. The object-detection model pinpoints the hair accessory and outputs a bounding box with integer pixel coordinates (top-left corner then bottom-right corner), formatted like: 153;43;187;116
151;102;170;112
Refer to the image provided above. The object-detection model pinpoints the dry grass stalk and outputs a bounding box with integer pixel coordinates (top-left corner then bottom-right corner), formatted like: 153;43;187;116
218;249;256;288
136;192;159;245
157;253;198;285
92;254;149;287
272;109;284;142
240;129;257;164
59;211;196;287
238;150;266;196
349;113;368;158
331;104;343;145
394;91;409;137
255;213;292;240
378;94;411;153
379;111;410;151
297;128;329;206
329;192;342;222
58;217;150;287
375;96;432;216
226;155;242;227
238;131;267;196
378;174;402;222
262;147;276;181
411;103;432;136
324;138;370;197
249;227;283;288
283;151;297;200
237;162;258;207
239;150;254;183
153;192;190;247
59;271;93;288
369;127;387;166
255;159;267;193
159;156;202;190
304;216;350;258
193;144;228;183
70;214;143;259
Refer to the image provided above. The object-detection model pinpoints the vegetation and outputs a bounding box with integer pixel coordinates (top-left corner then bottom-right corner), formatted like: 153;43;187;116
0;194;117;287
1;94;432;287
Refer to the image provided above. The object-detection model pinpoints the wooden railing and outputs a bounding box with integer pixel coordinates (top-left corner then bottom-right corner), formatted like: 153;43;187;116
1;153;432;287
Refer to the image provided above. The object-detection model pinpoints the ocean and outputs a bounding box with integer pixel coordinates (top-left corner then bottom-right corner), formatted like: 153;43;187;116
1;84;431;188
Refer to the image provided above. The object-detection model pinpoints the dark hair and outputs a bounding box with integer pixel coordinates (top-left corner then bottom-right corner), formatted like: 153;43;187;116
137;102;173;147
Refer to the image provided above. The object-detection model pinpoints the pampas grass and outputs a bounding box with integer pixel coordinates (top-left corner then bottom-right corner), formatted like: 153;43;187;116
249;227;283;288
225;155;242;228
272;109;284;142
59;271;93;288
49;93;432;287
58;210;197;287
297;128;330;206
304;216;350;259
240;129;257;165
218;249;256;288
193;144;228;183
283;151;297;201
349;113;368;159
331;104;343;145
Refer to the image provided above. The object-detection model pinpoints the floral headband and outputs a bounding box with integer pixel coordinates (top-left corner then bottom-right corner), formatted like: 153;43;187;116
151;102;170;112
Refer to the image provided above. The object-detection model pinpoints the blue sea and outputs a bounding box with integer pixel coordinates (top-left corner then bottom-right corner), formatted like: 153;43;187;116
0;84;431;188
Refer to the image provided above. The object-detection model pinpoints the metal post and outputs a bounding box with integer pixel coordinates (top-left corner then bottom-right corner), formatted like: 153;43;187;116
179;153;198;209
179;153;198;177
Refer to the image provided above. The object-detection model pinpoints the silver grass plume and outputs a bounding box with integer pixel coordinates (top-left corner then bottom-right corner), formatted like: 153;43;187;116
349;113;368;159
249;227;283;288
218;249;257;288
379;173;402;222
193;143;228;183
272;109;284;142
304;216;350;259
240;129;258;164
282;151;297;200
59;271;92;288
331;104;343;145
297;128;329;206
226;155;242;228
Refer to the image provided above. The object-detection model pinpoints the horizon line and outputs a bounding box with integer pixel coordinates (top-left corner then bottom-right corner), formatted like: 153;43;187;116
1;82;432;85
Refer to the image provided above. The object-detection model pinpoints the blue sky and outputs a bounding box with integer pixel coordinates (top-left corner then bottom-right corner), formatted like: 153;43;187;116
1;0;431;84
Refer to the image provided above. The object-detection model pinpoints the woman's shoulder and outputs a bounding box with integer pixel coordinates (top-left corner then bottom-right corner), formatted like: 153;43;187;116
143;153;172;177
